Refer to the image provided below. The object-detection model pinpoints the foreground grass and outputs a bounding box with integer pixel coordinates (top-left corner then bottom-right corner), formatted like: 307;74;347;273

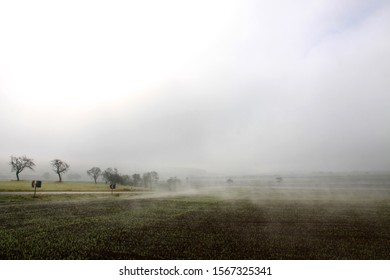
0;186;389;260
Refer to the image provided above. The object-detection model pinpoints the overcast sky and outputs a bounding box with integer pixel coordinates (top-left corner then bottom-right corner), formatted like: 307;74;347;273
1;0;390;177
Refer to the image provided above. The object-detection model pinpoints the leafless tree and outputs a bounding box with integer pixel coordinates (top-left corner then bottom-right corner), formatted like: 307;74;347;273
87;167;101;184
10;155;35;181
50;159;70;182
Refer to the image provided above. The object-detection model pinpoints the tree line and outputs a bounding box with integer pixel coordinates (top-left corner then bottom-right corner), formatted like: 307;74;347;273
88;167;160;188
9;155;181;190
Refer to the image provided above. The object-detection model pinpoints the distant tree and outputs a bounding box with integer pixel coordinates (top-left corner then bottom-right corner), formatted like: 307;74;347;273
102;168;123;184
9;155;35;181
167;177;181;191
150;171;159;188
227;178;234;185
50;159;70;182
102;168;115;184
102;168;113;183
142;171;159;188
142;172;150;188
132;173;142;186
87;167;102;184
120;174;131;186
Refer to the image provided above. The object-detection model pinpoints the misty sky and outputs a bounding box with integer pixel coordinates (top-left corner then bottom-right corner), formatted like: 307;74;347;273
1;0;390;176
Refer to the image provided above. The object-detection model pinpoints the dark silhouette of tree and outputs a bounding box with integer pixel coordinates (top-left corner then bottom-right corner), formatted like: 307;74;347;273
120;174;131;185
50;159;70;182
102;168;123;184
102;168;113;183
132;173;142;186
87;167;102;184
9;155;35;181
102;167;119;184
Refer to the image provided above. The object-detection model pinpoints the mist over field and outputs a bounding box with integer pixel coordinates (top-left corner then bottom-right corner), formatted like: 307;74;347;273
2;2;390;262
1;1;390;178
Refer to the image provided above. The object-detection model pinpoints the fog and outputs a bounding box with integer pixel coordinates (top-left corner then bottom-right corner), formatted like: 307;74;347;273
1;1;390;179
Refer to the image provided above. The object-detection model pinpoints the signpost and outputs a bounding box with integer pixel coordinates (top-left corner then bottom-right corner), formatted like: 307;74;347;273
32;180;42;198
109;183;116;195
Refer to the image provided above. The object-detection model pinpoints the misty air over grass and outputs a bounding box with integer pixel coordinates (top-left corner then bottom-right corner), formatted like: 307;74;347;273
0;1;390;260
1;175;390;260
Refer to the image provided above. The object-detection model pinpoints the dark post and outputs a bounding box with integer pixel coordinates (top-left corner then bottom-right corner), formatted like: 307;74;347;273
32;180;42;198
32;180;36;198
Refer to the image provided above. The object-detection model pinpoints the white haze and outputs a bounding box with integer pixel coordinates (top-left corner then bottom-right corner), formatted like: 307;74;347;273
1;0;390;178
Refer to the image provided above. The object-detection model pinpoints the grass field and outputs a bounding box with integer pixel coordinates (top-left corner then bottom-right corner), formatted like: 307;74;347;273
0;180;143;192
0;180;389;260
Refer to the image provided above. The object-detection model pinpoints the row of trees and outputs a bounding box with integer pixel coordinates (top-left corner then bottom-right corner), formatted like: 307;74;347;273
10;156;69;182
9;155;182;190
86;167;160;188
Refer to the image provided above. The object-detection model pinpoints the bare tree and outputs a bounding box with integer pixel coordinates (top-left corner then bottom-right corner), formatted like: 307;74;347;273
50;159;70;182
87;167;101;184
9;155;35;181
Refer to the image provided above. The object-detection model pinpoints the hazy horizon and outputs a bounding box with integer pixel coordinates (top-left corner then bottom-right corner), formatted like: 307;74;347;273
1;1;390;177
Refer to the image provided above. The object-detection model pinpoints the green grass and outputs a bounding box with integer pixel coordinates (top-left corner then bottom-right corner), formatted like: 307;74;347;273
0;185;389;259
0;180;146;192
0;193;140;205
